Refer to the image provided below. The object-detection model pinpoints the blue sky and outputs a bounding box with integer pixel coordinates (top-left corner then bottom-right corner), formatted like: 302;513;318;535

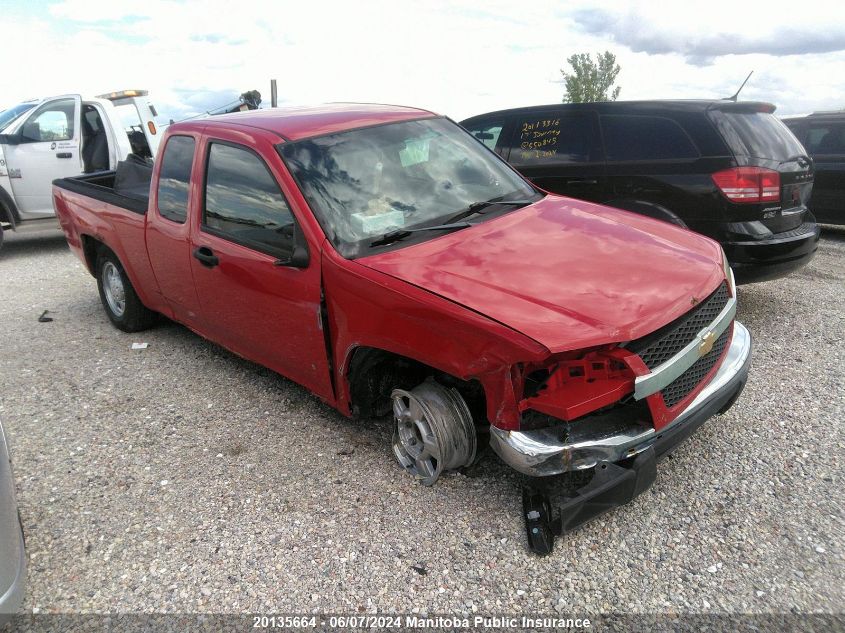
4;0;845;122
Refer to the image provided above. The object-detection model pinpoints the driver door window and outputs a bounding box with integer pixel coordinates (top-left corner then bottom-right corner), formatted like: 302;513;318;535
203;142;297;257
21;99;76;142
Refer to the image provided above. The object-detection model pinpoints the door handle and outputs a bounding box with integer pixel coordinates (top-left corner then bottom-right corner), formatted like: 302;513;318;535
568;178;598;185
56;152;73;159
192;246;219;268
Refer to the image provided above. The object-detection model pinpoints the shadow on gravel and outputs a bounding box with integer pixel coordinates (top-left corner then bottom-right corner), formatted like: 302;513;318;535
820;224;845;243
138;314;524;497
0;231;69;262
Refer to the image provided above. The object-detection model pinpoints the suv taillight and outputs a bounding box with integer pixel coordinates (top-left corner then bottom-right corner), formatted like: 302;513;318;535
712;167;780;204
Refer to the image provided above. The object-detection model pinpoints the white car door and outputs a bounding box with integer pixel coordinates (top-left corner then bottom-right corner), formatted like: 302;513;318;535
3;95;83;217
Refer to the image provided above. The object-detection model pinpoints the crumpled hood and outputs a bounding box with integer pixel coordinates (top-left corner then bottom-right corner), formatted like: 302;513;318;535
359;195;725;352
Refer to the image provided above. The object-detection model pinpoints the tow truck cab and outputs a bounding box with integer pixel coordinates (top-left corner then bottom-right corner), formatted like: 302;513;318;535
0;90;160;240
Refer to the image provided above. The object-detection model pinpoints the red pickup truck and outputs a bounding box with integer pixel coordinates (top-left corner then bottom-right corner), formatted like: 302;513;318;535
53;104;751;553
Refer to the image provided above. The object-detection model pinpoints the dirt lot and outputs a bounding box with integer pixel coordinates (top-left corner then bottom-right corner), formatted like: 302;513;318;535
0;226;843;616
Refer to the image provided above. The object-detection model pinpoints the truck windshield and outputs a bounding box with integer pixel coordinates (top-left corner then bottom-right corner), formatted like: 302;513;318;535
279;117;539;258
0;103;36;132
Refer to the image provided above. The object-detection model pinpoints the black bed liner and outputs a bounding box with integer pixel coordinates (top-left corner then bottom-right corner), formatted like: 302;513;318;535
53;155;152;216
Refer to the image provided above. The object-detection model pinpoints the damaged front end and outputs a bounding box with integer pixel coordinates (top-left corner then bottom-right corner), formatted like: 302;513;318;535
489;280;751;554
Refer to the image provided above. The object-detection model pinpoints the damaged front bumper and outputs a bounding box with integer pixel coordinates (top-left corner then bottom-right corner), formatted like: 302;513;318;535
490;321;752;477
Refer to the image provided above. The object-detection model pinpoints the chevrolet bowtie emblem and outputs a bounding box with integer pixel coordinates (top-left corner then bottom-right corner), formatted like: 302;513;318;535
699;331;716;356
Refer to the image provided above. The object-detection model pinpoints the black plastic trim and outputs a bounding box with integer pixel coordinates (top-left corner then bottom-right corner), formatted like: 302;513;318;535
53;174;148;215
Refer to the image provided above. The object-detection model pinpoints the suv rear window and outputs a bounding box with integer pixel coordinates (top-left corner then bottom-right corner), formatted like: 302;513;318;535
601;115;699;161
710;111;805;160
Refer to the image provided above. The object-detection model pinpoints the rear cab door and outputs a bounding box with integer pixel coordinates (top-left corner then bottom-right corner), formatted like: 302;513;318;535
503;108;607;203
187;124;334;401
146;130;204;324
2;95;83;217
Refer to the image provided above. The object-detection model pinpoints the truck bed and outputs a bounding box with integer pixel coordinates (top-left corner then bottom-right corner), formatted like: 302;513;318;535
52;158;152;215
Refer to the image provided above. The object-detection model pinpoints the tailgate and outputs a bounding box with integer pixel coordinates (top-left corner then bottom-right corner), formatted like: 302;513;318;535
761;156;814;234
710;107;813;234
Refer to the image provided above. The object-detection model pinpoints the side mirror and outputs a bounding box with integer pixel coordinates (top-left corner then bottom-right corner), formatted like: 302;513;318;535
0;133;20;146
273;245;310;268
474;132;494;140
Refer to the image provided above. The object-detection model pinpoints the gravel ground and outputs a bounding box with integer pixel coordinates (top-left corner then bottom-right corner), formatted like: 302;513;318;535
0;226;843;617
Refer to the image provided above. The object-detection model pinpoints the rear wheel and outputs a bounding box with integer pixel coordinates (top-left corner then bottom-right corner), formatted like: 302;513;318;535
96;249;156;332
391;379;477;486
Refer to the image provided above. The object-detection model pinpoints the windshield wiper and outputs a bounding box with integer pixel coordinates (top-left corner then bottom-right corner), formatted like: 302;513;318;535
369;222;472;247
444;198;536;224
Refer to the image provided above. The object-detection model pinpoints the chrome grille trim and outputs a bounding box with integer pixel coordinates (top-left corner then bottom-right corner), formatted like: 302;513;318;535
631;283;730;369
633;296;736;400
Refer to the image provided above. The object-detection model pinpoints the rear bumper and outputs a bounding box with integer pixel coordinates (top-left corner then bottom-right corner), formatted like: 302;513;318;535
491;321;752;477
723;220;820;284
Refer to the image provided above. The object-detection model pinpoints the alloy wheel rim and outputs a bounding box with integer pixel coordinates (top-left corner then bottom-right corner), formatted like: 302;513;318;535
102;262;126;317
393;393;441;483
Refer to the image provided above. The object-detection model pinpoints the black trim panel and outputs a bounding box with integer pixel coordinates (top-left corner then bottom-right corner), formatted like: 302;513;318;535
53;173;148;215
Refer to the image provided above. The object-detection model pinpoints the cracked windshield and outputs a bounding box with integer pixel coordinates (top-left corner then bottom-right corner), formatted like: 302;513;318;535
279;117;538;257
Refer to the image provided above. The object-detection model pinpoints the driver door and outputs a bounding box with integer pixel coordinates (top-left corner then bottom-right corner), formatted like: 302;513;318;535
4;95;83;217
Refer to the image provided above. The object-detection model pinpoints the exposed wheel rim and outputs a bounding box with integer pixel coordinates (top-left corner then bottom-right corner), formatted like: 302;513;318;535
391;381;476;486
102;261;126;318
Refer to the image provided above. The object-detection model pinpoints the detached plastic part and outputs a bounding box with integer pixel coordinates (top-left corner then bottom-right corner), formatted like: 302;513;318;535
522;488;555;555
522;447;657;555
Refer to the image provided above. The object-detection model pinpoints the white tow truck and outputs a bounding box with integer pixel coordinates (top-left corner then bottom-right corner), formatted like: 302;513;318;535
0;90;160;248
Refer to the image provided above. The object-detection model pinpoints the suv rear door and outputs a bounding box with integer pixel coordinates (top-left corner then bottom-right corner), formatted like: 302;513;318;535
600;112;714;225
708;104;813;233
502;109;606;202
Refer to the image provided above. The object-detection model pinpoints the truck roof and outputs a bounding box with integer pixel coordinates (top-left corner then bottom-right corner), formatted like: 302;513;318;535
176;103;437;142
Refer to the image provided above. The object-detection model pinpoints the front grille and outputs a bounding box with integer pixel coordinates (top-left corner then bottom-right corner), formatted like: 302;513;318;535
628;282;729;369
661;328;730;408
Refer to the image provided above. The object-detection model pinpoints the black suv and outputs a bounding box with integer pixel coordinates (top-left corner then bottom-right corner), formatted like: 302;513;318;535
783;111;844;225
461;101;820;283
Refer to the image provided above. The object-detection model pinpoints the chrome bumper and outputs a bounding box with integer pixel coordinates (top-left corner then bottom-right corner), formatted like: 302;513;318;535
490;321;752;477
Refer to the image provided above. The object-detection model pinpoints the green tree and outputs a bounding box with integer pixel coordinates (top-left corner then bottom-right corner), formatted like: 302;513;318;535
560;51;622;103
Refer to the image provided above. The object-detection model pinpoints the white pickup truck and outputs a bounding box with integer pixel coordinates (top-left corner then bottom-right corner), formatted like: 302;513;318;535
0;90;160;247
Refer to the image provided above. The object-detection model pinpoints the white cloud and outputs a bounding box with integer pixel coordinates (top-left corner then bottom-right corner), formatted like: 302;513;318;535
2;0;844;122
